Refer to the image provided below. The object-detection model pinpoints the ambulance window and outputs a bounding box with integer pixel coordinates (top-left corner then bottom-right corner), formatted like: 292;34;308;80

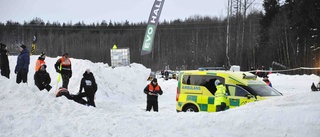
182;75;225;95
227;86;236;96
182;75;224;86
227;85;249;97
204;78;217;95
235;86;249;96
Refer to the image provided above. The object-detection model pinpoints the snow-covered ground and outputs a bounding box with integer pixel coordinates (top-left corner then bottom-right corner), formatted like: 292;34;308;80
0;55;320;137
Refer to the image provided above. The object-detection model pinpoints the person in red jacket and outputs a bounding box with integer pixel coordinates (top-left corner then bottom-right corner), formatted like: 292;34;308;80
143;78;163;112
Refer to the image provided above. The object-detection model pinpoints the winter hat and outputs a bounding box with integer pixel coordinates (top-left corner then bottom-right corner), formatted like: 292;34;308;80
40;52;46;58
62;53;69;56
152;78;157;82
20;44;26;49
86;69;91;74
83;69;92;77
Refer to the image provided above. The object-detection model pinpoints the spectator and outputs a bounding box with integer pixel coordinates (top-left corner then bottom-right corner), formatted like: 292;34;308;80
263;76;272;87
14;44;30;84
34;64;52;91
0;43;10;78
35;52;46;72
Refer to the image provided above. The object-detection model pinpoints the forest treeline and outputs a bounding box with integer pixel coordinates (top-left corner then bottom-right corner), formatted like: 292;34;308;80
0;0;319;74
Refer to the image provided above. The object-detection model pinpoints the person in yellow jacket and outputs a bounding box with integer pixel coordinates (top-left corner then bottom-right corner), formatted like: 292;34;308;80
214;80;227;112
35;52;46;72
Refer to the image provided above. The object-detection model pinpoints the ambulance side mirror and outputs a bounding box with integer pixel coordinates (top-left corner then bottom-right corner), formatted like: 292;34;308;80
245;94;255;99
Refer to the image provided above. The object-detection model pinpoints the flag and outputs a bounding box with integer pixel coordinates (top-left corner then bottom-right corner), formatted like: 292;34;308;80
57;73;61;83
57;63;62;82
31;35;37;55
141;0;165;56
55;63;62;91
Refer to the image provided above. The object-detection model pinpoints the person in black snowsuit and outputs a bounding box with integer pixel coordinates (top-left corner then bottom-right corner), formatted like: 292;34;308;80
0;43;10;79
143;78;163;112
78;69;98;107
34;64;52;91
56;87;88;105
14;44;30;84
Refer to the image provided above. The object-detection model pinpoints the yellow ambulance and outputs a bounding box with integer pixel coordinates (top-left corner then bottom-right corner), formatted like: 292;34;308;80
176;70;282;112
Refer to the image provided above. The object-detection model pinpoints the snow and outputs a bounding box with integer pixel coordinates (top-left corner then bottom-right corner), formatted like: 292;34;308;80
1;55;320;137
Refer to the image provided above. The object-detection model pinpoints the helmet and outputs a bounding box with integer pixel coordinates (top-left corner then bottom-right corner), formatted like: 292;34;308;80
40;52;46;58
215;80;221;86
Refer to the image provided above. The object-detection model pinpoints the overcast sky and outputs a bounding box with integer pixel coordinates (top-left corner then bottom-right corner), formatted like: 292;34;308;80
0;0;265;24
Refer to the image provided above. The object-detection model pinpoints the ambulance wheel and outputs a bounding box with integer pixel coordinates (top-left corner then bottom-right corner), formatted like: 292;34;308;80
183;105;198;112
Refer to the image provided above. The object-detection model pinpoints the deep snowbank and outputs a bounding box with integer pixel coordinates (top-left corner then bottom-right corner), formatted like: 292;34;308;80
1;55;320;137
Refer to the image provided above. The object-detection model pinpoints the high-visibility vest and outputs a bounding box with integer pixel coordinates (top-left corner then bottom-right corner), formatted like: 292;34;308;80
214;84;227;105
148;84;160;91
60;57;71;70
35;59;45;71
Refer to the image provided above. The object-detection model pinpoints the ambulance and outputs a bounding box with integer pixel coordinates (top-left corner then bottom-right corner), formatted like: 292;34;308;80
176;70;282;112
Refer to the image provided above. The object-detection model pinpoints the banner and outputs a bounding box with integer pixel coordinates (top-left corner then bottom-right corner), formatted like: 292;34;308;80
141;0;165;56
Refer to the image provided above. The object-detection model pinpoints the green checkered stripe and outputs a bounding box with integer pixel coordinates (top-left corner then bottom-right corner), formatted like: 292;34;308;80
178;95;230;112
229;98;240;106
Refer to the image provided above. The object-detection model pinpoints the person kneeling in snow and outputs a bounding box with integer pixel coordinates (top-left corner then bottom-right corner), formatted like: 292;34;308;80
34;64;52;91
78;69;97;107
56;87;88;106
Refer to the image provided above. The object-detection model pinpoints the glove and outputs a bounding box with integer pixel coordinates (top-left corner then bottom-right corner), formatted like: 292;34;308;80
56;70;61;73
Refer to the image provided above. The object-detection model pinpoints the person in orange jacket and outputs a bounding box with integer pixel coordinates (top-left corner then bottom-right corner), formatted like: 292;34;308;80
54;53;72;89
143;78;163;112
35;52;46;72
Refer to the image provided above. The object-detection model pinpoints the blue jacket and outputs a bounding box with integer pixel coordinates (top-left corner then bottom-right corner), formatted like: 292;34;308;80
15;48;30;73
